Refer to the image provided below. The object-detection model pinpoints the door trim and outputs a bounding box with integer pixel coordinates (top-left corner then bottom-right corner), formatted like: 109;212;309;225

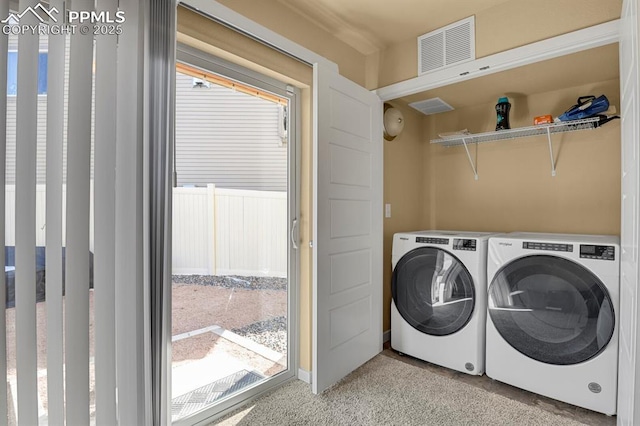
617;0;640;422
178;0;338;72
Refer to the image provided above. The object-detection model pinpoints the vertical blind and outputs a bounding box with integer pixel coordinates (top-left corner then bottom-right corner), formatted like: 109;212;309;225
0;0;7;424
0;0;175;424
44;0;65;423
94;0;118;423
14;1;40;425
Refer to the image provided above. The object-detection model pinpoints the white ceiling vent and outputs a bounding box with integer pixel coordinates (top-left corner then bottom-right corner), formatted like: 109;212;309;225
409;98;454;116
418;16;475;75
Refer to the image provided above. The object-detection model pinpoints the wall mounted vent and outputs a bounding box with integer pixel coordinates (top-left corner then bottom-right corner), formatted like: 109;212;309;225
409;97;454;115
418;16;475;75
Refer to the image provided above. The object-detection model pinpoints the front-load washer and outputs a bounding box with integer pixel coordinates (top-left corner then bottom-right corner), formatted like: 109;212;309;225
391;230;494;375
486;233;619;415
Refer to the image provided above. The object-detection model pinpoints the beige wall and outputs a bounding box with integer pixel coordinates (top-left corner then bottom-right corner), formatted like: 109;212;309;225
215;0;368;86
376;0;622;87
424;79;621;235
382;103;427;331
298;88;313;372
177;7;311;87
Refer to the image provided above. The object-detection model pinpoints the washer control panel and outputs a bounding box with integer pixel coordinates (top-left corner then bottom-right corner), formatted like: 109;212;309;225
580;245;615;261
416;237;448;245
523;242;573;252
453;238;476;251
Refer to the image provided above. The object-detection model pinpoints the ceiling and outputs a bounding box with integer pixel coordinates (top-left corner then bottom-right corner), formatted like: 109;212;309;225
276;0;512;55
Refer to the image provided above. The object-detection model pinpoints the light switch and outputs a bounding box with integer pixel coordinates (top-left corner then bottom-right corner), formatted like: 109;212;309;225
385;203;391;218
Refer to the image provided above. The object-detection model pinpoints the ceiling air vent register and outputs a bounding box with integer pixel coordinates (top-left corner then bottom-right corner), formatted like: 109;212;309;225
409;98;454;116
418;16;475;75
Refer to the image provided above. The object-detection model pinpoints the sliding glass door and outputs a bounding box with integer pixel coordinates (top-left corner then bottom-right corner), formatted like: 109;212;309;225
170;45;299;425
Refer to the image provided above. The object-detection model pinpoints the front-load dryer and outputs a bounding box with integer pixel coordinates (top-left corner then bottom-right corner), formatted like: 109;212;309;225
391;230;494;375
486;233;619;415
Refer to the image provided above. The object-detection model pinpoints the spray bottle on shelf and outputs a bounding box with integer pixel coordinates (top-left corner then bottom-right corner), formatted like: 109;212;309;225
495;96;511;131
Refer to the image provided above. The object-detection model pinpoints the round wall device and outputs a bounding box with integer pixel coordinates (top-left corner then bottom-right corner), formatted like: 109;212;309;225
383;103;405;141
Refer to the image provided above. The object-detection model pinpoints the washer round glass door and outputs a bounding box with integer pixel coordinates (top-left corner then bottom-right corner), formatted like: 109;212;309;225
488;255;615;365
392;247;475;336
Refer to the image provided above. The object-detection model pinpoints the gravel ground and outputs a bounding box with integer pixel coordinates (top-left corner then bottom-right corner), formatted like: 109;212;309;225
232;316;287;355
172;276;288;364
173;274;287;291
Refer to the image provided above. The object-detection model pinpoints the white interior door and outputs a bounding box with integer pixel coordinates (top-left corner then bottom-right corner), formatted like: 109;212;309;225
618;0;640;424
312;63;383;394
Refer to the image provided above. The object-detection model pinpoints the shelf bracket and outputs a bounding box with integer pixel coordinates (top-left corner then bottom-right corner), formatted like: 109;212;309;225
546;127;556;177
461;138;479;180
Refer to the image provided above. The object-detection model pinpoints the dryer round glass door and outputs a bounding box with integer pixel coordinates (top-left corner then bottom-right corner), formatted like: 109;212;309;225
488;255;615;365
392;247;475;336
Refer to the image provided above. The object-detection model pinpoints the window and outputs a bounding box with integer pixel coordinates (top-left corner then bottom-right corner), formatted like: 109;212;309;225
7;51;48;95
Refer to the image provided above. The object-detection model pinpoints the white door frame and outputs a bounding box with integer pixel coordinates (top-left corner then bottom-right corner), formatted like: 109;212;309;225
618;1;640;424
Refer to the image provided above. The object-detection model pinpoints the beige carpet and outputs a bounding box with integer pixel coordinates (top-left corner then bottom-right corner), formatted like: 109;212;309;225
212;353;587;426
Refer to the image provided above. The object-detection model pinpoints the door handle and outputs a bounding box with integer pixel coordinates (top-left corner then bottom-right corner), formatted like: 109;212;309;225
291;218;299;250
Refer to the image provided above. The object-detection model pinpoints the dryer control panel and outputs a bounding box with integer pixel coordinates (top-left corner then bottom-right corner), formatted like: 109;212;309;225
416;237;448;245
523;242;573;252
453;238;476;251
580;245;616;261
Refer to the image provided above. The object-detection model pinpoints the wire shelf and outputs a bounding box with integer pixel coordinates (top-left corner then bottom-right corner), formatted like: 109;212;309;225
430;117;601;147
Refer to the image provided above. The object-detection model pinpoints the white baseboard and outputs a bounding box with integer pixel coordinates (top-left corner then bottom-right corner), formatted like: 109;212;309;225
298;368;311;384
383;329;390;343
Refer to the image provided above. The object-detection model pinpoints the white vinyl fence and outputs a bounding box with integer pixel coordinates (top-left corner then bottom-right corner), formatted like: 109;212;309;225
4;184;285;278
172;185;287;278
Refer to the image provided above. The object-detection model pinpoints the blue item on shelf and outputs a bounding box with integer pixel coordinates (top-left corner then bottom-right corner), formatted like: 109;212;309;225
556;95;610;122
